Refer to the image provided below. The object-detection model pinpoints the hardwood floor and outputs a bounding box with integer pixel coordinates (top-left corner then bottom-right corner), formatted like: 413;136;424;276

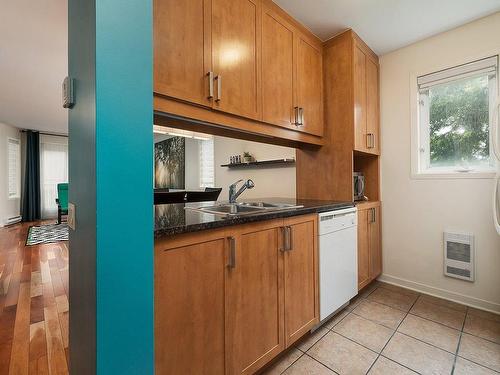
0;222;69;375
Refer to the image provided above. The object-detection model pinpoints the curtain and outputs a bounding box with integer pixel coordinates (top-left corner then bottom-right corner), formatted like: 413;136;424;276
40;135;68;219
22;131;41;222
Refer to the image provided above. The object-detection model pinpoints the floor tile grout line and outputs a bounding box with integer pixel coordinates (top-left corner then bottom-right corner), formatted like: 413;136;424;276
396;329;458;356
454;354;500;374
327;329;380;355
451;306;468;375
276;350;305;375
303;352;341;375
408;310;500;346
378;354;423;375
406;311;464;332
364;288;421;375
349;309;402;331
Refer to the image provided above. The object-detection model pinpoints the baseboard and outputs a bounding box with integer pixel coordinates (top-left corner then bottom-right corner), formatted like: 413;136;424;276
378;273;500;314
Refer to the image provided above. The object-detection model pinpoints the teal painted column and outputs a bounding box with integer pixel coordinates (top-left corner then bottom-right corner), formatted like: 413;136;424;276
69;0;153;373
95;1;153;374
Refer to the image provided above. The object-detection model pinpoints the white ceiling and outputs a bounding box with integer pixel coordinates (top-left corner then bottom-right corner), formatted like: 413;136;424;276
0;0;68;134
273;0;500;55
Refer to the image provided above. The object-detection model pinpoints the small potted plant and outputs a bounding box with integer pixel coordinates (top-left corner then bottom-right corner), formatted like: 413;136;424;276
243;152;253;163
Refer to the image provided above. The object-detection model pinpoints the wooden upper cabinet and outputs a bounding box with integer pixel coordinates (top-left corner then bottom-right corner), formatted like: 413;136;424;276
155;233;226;375
212;0;262;120
353;39;380;155
283;215;319;347
354;45;367;153
296;34;324;137
261;6;295;129
225;221;284;375
154;0;212;107
366;58;380;154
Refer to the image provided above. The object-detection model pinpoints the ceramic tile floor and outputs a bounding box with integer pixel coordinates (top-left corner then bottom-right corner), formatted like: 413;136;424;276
262;281;500;375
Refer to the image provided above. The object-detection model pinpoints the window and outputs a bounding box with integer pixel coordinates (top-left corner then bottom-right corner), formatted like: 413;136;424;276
199;137;214;188
40;135;68;219
417;56;498;175
7;138;20;199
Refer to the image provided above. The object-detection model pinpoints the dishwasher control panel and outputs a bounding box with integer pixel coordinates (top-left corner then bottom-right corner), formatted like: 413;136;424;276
319;208;357;235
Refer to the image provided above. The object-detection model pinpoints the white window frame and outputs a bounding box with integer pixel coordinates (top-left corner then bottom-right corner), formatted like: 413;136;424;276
410;54;499;179
7;137;21;199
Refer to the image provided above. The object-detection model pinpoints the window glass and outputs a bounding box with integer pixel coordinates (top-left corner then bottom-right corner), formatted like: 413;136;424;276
418;56;498;174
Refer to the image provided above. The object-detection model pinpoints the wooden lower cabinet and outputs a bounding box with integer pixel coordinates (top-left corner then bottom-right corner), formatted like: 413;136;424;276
357;202;382;290
155;230;227;375
226;220;284;375
154;214;318;375
283;215;319;347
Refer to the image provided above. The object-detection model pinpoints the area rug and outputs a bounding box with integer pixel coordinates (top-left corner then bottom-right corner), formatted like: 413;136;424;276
26;223;69;245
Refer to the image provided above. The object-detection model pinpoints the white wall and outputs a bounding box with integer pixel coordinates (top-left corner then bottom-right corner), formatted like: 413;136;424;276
214;137;296;200
0;123;21;226
380;13;500;312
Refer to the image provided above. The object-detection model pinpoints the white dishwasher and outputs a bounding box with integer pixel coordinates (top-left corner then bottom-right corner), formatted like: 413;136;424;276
318;207;358;322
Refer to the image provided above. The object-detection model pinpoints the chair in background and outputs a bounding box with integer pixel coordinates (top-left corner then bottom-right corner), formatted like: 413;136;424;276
56;183;69;224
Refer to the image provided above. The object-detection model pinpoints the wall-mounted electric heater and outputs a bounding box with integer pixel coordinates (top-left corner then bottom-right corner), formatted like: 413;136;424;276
443;231;475;282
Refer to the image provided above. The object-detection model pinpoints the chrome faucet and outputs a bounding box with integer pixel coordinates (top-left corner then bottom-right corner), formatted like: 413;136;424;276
228;179;255;203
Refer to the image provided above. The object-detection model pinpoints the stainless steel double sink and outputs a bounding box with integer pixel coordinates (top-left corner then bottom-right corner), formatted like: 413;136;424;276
186;201;303;217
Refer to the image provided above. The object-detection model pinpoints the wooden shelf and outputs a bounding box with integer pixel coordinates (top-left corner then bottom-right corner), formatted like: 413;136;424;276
220;158;296;169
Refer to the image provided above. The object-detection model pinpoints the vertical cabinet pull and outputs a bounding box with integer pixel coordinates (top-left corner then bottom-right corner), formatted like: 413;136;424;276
215;75;222;102
369;208;376;223
293;107;299;126
228;236;236;268
207;71;214;99
299;108;304;126
367;133;375;149
280;227;286;252
287;226;293;251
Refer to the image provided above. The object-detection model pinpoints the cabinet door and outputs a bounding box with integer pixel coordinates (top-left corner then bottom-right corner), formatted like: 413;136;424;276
226;221;284;375
212;0;261;120
353;45;367;152
366;58;380;155
357;207;370;290
296;34;323;136
155;236;226;375
154;0;212;106
283;215;319;347
369;205;382;278
261;6;295;128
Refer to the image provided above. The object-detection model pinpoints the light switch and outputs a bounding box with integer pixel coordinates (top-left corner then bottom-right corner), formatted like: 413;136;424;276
68;202;76;230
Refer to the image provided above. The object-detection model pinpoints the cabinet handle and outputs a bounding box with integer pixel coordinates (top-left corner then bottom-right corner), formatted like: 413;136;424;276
287;226;293;251
299;108;304;126
215;75;222;102
372;133;376;149
369;208;376;223
367;133;375;149
228;236;236;268
207;71;214;99
280;227;286;252
293;107;299;126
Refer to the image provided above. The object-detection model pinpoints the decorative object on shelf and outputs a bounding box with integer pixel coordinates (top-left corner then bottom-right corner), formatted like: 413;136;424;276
221;158;295;169
155;137;185;189
243;152;254;163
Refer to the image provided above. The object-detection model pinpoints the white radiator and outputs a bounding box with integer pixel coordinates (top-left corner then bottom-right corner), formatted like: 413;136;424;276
4;215;22;226
443;231;475;282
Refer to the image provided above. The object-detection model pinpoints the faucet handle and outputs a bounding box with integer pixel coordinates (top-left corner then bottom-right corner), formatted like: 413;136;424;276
230;179;243;188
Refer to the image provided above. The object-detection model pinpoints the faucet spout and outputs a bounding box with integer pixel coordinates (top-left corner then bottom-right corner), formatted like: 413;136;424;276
229;179;255;203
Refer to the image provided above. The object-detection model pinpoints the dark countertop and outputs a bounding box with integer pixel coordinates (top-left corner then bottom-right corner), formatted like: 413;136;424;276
155;197;354;239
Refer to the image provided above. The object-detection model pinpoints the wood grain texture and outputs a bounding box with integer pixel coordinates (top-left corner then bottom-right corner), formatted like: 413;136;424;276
366;57;380;155
353;45;368;153
155;234;226;375
295;34;324;137
153;0;212;107
357;207;371;290
0;222;69;375
225;219;284;375
369;204;382;279
212;0;262;120
283;215;319;347
296;31;354;201
261;4;295;129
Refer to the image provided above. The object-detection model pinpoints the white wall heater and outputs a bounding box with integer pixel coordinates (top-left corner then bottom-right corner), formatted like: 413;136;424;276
443;231;475;282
